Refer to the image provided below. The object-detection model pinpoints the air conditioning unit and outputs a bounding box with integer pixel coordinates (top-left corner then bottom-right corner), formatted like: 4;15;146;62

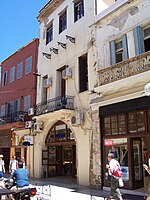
28;108;34;116
25;121;33;129
43;77;53;88
71;112;84;125
34;120;43;133
62;68;72;80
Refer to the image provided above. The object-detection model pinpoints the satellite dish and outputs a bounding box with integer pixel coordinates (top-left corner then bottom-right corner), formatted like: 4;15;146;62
144;83;150;96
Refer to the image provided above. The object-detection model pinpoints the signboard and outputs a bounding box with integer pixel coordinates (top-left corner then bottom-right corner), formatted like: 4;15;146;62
24;135;33;145
104;140;114;146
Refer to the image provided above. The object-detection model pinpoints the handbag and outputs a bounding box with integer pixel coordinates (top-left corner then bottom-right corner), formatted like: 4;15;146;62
113;168;122;177
119;178;124;187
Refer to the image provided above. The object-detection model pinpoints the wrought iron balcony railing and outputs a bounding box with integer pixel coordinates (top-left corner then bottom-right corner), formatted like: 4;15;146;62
97;51;150;86
0;111;28;125
36;95;74;116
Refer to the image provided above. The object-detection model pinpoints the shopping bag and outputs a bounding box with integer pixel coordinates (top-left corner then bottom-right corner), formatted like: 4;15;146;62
119;178;124;187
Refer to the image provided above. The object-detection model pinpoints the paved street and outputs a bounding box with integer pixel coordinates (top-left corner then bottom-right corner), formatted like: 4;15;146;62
28;177;147;200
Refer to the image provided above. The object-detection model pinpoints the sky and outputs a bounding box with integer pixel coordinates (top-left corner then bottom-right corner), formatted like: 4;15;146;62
0;1;49;62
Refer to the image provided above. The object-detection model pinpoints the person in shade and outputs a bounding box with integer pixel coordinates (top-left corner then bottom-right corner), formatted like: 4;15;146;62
106;153;123;200
0;154;5;178
9;155;18;174
12;161;29;188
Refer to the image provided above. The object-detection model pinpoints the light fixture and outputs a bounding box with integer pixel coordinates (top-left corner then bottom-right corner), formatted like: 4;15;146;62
33;72;41;76
66;35;75;43
58;42;66;49
50;47;58;54
42;52;51;59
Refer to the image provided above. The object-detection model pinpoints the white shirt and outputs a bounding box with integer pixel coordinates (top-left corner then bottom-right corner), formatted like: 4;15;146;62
9;159;18;170
109;158;121;175
0;160;4;171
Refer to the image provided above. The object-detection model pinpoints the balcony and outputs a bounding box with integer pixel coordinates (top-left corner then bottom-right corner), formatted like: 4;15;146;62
36;95;74;116
0;111;28;125
97;51;150;86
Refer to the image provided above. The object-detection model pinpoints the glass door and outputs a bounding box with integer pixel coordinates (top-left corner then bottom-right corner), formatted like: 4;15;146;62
130;138;144;189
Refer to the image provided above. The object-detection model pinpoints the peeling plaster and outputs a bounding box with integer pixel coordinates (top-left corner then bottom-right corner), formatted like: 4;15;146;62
109;6;139;30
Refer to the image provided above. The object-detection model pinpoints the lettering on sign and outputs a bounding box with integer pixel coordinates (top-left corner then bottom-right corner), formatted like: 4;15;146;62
104;140;114;146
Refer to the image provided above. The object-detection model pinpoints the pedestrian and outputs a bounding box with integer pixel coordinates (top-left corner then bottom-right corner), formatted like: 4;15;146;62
21;157;26;169
143;160;150;200
106;152;123;200
9;155;18;174
0;154;5;178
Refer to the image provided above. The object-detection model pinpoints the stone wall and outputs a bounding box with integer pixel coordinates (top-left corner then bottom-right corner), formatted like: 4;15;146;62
89;110;102;189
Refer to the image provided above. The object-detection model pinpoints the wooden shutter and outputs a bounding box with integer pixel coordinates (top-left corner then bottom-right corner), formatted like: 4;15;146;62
122;34;129;60
110;40;116;65
133;26;145;55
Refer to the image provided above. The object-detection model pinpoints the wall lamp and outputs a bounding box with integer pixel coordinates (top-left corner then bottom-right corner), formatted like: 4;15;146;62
50;47;58;54
66;35;75;43
33;72;41;76
58;42;66;49
42;52;51;59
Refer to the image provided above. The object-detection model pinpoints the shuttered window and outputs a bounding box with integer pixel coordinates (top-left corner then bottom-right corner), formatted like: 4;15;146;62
110;34;128;65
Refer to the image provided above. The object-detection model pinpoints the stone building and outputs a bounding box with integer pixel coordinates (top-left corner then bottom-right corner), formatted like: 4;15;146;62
32;0;117;186
89;0;150;189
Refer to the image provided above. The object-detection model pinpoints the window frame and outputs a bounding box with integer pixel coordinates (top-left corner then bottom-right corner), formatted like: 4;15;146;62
2;71;8;86
10;66;15;83
46;22;53;45
74;0;84;22
59;9;67;34
24;95;31;112
17;62;23;79
25;56;32;75
78;53;88;93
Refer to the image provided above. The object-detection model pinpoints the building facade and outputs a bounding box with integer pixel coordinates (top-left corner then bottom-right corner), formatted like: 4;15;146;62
33;0;116;185
0;38;39;175
89;0;150;190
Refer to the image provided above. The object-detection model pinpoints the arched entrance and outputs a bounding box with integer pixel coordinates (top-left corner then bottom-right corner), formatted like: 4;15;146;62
45;120;76;177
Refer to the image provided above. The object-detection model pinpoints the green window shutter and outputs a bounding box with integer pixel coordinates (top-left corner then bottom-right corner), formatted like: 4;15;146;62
110;40;116;65
133;26;145;55
122;34;129;60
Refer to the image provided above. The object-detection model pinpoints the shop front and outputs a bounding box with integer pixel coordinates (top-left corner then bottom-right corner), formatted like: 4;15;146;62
42;120;76;178
100;96;150;189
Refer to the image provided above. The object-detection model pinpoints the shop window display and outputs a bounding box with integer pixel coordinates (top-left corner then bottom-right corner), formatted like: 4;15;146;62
104;138;129;181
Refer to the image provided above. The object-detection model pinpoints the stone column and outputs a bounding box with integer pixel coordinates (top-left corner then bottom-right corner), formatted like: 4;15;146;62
89;110;102;189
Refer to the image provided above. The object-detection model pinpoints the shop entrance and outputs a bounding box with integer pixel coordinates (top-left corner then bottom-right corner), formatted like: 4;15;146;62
130;138;144;189
43;121;76;178
47;145;76;177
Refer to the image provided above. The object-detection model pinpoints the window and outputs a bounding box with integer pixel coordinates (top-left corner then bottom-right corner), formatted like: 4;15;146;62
103;114;126;135
133;26;150;55
0;105;5;117
46;22;53;44
144;27;150;52
79;53;88;92
74;0;84;22
128;110;145;133
24;95;31;112
25;56;32;74
59;10;67;33
2;71;8;86
110;34;128;65
17;62;23;79
10;66;15;83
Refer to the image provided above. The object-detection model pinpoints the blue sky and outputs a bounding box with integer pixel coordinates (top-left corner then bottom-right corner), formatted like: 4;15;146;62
0;1;48;62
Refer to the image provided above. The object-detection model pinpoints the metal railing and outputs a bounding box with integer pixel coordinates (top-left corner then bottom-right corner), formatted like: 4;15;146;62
36;95;74;116
0;111;28;125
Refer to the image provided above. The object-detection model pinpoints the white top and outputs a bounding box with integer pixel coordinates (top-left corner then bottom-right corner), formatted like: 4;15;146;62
9;159;18;170
109;158;121;175
0;160;4;171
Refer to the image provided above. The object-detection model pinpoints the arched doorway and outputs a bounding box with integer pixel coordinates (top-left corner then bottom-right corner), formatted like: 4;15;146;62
44;120;76;177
